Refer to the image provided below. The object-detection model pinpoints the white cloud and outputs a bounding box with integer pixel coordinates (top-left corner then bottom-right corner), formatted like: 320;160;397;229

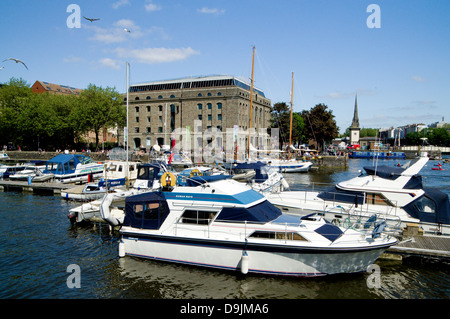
411;75;427;82
99;58;121;69
145;1;161;12
198;7;225;15
86;19;153;43
112;0;130;9
115;47;199;64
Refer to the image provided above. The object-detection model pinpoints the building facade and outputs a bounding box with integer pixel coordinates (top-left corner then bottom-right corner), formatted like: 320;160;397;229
123;75;272;153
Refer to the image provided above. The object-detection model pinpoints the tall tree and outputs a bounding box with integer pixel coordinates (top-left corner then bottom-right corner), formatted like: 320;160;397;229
73;84;125;149
300;103;339;151
271;102;305;147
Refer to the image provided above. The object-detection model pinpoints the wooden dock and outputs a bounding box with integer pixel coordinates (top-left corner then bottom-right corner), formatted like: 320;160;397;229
387;235;450;260
0;180;70;195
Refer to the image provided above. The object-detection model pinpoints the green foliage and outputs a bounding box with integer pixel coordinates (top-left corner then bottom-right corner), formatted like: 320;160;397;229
0;78;125;150
271;102;305;146
300;103;339;150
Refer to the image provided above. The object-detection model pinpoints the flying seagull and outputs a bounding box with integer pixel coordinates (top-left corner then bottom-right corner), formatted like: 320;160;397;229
124;28;131;33
3;58;28;70
83;16;100;22
0;66;4;71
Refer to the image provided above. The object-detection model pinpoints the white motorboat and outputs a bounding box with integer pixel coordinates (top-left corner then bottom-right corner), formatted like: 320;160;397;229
103;160;139;181
108;177;397;277
61;178;126;201
229;161;289;194
43;154;104;183
264;158;313;173
67;163;167;224
266;152;450;237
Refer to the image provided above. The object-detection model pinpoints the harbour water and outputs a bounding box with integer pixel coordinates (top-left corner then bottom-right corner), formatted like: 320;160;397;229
0;158;449;299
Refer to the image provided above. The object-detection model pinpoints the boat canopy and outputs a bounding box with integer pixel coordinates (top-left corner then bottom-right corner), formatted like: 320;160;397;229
403;188;450;225
216;200;282;223
43;154;94;175
124;192;170;229
363;165;405;179
317;188;365;205
184;174;232;186
233;161;269;183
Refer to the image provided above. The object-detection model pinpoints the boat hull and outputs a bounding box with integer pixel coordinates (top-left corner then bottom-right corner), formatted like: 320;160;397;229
120;232;392;277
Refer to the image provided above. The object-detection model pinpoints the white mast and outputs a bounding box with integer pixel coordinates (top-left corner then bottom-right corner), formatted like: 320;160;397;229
126;62;129;182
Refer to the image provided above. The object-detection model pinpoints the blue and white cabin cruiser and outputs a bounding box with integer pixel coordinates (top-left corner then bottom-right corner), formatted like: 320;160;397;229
266;152;450;237
110;177;397;277
43;154;104;183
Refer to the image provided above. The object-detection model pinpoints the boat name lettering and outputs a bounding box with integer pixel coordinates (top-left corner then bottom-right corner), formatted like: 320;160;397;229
175;195;194;199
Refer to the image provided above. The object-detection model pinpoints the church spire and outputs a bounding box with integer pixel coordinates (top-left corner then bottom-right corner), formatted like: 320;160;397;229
351;94;359;128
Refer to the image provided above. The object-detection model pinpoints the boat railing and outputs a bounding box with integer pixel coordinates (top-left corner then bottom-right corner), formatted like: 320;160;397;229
173;215;397;242
329;207;403;238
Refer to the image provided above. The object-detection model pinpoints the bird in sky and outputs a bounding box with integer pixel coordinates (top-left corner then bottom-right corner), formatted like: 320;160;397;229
0;67;4;71
2;58;28;70
124;28;131;33
83;16;100;22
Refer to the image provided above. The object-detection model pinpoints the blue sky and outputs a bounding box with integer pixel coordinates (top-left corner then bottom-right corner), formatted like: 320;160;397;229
1;0;449;133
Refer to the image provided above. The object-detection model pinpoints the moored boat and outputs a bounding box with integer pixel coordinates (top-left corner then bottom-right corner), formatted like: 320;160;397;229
43;154;104;183
265;152;450;237
113;178;397;277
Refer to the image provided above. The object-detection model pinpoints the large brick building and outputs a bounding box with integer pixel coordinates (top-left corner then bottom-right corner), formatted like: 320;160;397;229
123;75;272;154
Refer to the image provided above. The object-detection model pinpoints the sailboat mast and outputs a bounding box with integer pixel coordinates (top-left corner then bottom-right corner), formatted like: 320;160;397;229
247;45;256;160
289;72;294;159
126;62;130;182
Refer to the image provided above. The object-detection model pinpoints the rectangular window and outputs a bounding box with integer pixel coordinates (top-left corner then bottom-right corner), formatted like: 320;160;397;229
218;114;222;121
181;210;218;225
249;231;307;241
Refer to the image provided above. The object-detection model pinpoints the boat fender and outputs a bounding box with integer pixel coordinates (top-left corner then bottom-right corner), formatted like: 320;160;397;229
240;251;249;274
281;178;289;189
372;220;387;239
119;240;125;258
100;193;120;226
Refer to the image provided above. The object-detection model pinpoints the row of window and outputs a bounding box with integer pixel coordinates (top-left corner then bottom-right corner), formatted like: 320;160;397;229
125;91;224;101
135;114;223;124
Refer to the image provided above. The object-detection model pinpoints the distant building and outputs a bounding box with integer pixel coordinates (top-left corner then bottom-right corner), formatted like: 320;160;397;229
122;75;272;151
349;95;360;145
429;117;448;128
31;80;82;95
